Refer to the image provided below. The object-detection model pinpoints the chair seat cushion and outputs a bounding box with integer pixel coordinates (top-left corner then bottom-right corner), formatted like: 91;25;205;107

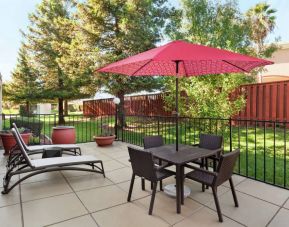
31;155;99;168
186;170;214;186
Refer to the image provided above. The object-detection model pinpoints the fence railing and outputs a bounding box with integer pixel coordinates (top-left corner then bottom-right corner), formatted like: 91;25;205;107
1;113;288;190
1;114;115;144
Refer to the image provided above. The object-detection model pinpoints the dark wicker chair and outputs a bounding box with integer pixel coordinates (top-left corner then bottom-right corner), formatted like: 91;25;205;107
127;146;175;215
143;135;172;191
143;135;164;149
185;149;240;222
191;134;223;190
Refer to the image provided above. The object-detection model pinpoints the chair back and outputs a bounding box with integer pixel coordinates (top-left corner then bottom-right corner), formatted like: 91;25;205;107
128;146;156;181
143;135;164;149
12;123;29;150
11;128;34;168
199;134;223;151
214;149;240;186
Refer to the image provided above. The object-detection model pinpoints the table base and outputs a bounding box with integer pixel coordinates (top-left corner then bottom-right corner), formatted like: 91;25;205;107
163;184;191;198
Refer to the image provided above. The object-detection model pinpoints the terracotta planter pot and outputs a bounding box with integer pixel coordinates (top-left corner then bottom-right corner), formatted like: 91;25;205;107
52;126;76;144
94;135;115;146
0;133;31;156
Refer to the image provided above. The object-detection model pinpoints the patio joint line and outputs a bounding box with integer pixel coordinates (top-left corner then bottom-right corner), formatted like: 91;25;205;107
43;213;96;227
19;183;25;227
234;188;284;207
113;185;173;226
105;166;128;173
265;196;289;227
21;191;75;204
186;194;247;226
60;171;100;227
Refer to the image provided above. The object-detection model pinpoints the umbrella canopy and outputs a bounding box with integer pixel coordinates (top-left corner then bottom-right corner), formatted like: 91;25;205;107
97;40;273;151
98;40;273;76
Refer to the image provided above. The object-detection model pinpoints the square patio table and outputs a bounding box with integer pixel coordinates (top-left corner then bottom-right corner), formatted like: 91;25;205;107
148;144;219;214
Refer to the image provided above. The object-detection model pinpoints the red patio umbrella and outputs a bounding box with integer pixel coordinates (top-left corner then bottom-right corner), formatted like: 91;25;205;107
97;40;273;150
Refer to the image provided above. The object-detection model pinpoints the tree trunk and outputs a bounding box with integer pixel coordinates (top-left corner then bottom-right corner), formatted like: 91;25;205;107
117;91;126;128
64;100;68;116
26;101;30;115
58;98;65;125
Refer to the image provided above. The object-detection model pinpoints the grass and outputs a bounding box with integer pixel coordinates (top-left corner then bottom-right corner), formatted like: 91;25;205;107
2;114;288;188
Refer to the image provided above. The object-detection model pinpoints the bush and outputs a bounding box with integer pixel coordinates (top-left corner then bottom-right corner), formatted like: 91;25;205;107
10;119;43;137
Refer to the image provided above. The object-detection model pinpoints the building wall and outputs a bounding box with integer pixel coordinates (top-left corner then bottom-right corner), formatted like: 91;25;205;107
260;43;289;83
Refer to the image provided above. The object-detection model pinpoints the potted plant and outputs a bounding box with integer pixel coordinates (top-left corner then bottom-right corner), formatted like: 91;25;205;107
0;128;32;155
93;124;115;146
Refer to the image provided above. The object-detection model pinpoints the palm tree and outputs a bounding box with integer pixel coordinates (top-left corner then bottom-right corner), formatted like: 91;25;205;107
245;2;277;53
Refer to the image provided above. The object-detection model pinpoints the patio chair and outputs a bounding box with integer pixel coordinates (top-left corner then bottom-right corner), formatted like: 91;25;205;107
2;128;105;194
185;149;240;222
143;135;172;191
12;123;81;156
189;134;223;191
127;146;175;215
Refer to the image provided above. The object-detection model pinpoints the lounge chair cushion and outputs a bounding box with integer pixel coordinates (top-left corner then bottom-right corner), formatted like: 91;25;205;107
31;155;99;168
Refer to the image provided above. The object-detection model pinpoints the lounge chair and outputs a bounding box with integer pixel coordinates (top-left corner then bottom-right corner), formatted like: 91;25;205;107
12;123;81;156
2;128;105;194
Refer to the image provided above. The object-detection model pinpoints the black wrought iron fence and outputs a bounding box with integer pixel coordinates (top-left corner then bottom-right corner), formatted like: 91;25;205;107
1;114;115;144
1;113;288;189
120;115;289;189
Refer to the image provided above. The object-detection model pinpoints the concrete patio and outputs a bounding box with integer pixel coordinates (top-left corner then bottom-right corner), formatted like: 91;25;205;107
0;141;289;227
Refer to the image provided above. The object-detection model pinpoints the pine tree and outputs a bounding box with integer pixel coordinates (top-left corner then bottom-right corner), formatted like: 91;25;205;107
5;44;42;113
24;0;96;124
76;0;173;126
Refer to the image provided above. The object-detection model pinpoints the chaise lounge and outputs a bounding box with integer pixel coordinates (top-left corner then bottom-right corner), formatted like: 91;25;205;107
2;128;105;194
12;123;82;156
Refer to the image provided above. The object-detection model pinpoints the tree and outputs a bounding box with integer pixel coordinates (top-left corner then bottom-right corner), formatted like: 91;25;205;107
164;0;277;118
76;0;173;126
24;0;97;124
5;44;42;113
245;2;278;57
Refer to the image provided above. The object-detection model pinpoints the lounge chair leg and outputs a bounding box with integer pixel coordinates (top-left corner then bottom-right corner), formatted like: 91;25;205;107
100;162;105;178
149;182;157;215
160;180;163;191
212;187;223;222
229;178;239;207
141;178;145;191
127;174;135;202
151;181;153;190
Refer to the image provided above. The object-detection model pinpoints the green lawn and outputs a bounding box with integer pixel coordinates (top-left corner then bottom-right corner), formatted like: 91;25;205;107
3;114;288;188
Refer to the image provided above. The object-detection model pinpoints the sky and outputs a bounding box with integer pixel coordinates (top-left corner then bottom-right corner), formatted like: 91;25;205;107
0;0;289;82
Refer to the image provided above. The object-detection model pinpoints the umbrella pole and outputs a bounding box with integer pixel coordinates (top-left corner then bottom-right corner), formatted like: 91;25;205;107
175;77;179;151
175;60;180;152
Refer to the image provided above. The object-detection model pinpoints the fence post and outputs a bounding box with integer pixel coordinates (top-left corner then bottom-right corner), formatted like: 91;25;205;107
229;118;232;152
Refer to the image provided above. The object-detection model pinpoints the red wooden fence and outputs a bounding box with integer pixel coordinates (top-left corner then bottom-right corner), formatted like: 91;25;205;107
83;80;289;122
235;80;289;121
83;93;171;116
